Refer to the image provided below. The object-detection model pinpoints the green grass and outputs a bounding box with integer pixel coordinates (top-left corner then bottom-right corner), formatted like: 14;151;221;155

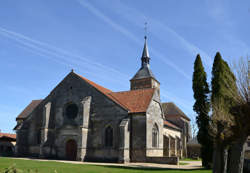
180;158;201;161
178;162;189;166
0;157;211;173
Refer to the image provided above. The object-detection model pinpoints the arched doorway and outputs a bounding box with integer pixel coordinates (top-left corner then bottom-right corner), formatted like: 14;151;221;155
66;139;77;160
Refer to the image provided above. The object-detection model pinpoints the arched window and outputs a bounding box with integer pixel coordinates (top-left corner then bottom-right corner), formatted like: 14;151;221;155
105;126;113;147
152;124;159;148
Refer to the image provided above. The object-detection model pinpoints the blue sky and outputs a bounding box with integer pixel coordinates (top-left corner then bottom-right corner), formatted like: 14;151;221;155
0;0;249;133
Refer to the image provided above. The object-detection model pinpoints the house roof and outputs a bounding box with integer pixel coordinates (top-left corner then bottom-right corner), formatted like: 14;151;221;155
109;88;155;113
0;133;16;140
16;100;43;120
76;73;155;113
164;120;181;131
162;102;190;121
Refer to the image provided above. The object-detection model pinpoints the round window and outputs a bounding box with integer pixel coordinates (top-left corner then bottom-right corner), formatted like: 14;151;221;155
65;104;78;119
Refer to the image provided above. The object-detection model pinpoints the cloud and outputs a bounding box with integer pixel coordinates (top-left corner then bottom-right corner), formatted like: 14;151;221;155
0;25;194;118
161;88;194;114
0;26;129;87
76;0;193;80
105;0;213;69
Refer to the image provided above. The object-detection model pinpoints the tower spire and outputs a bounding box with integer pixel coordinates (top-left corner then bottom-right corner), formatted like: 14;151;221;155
141;22;150;67
130;22;160;91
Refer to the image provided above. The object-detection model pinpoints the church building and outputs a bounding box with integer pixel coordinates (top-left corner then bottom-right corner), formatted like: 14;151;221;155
14;37;190;164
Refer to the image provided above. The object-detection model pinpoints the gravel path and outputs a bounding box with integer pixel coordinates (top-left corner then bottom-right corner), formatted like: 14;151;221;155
10;157;203;170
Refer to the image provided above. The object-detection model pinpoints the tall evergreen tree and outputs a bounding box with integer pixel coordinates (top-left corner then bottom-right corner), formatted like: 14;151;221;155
192;54;213;168
210;52;238;173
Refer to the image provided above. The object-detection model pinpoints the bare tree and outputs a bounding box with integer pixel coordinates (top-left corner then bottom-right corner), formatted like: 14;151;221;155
190;116;198;139
226;57;250;173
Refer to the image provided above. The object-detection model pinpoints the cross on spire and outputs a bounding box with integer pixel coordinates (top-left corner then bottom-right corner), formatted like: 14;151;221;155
144;22;147;39
141;22;150;67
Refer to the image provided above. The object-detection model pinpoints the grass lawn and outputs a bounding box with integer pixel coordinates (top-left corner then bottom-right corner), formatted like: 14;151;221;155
178;162;189;166
0;157;211;173
180;158;201;161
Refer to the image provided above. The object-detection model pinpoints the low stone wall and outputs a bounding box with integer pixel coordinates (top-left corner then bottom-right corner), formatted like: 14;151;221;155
146;156;179;165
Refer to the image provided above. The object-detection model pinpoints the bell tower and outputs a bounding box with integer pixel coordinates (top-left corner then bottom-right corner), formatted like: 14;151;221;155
130;36;160;91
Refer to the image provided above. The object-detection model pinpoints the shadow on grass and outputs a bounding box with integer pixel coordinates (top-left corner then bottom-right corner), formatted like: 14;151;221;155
99;165;209;172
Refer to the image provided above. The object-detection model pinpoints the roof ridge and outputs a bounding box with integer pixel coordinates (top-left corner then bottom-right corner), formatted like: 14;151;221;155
75;73;113;93
75;72;129;111
111;88;154;94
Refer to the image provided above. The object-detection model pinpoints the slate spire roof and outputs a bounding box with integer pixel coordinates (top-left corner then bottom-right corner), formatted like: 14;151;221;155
142;36;150;59
130;37;157;81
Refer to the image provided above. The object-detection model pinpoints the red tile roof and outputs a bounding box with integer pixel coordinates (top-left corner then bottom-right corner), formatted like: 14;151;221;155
77;74;112;94
76;73;155;113
109;88;155;113
16;100;43;120
76;74;129;111
164;120;181;130
0;133;16;139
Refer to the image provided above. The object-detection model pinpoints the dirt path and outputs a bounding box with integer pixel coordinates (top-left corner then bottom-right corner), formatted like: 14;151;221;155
10;157;203;170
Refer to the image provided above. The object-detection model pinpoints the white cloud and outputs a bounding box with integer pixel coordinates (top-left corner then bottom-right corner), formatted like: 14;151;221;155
0;26;129;87
76;0;192;80
105;0;213;69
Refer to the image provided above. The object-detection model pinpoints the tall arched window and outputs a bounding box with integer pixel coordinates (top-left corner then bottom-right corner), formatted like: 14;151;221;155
152;124;159;148
105;126;113;147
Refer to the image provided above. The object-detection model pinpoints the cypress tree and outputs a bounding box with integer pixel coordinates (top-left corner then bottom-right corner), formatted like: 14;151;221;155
211;52;238;173
192;54;213;168
211;52;237;108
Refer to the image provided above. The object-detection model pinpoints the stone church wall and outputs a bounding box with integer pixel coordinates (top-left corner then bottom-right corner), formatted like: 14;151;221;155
146;91;164;157
16;73;129;162
130;114;146;162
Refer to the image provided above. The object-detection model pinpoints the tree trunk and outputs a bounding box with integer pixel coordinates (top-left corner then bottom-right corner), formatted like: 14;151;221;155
222;149;228;173
227;136;247;173
213;142;228;173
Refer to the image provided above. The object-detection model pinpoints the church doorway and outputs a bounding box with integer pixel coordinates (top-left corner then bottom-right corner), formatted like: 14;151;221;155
65;139;77;161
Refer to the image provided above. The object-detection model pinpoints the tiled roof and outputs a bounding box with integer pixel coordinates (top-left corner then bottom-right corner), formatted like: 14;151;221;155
0;133;16;139
109;88;155;113
76;73;155;113
164;120;181;131
16;100;43;120
162;102;190;121
76;74;112;94
76;73;128;111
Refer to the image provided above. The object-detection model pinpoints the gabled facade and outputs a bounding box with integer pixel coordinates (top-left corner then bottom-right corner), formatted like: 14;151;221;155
14;37;188;164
